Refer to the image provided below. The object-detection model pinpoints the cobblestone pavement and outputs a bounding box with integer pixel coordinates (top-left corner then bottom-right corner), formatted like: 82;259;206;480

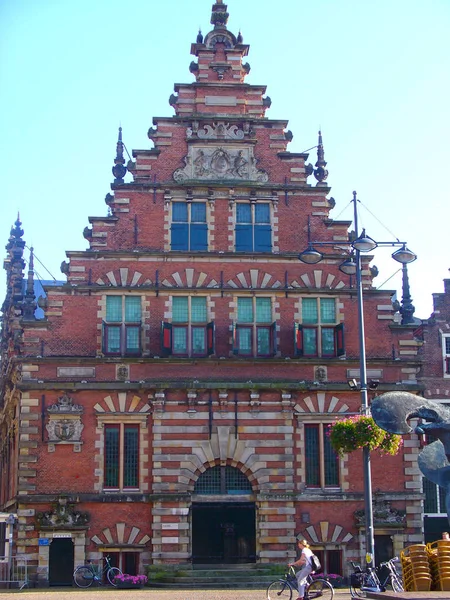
0;587;353;599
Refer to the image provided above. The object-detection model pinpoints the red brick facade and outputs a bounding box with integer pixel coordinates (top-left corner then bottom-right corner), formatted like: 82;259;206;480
0;1;425;586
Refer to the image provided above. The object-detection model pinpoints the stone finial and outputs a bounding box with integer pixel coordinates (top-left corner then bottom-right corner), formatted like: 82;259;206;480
400;263;415;325
314;130;329;185
112;127;127;184
211;1;229;28
197;29;203;44
22;247;37;320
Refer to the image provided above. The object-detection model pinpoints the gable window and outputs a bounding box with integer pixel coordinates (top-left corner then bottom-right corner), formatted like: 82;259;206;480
104;423;139;490
295;297;344;358
235;202;272;252
304;423;339;488
103;296;141;356
171;201;207;251
233;297;276;357
443;334;450;377
161;296;214;357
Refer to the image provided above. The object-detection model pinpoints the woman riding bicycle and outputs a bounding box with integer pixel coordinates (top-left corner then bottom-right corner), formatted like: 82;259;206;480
288;539;314;600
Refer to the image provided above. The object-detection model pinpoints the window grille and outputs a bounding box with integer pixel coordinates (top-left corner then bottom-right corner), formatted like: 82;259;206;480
194;466;252;494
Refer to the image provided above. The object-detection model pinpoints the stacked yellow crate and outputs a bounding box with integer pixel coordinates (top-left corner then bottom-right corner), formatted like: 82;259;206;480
427;540;450;591
400;544;432;591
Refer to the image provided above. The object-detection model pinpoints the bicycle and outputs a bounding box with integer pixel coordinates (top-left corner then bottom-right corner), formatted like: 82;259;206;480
73;555;123;588
267;566;334;600
349;558;404;597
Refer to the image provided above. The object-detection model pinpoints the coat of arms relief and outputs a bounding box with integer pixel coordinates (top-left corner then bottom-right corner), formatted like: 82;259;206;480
46;394;84;452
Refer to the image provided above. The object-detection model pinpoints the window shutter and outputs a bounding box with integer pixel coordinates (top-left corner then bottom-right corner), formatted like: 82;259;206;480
232;322;238;355
271;321;277;356
294;323;304;356
207;321;215;355
161;322;173;356
171;223;189;250
335;323;345;357
254;225;272;252
190;224;208;251
235;225;253;251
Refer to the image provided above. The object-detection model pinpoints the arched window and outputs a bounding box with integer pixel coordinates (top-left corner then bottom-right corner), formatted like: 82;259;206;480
194;466;252;495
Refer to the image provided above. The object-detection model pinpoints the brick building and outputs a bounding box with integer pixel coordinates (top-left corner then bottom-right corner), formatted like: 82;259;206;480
416;278;450;542
0;0;425;587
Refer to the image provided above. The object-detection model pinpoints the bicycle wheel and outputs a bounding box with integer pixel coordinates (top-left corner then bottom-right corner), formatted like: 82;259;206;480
267;579;294;600
73;566;95;588
307;579;334;600
391;575;404;593
107;566;123;586
349;575;367;599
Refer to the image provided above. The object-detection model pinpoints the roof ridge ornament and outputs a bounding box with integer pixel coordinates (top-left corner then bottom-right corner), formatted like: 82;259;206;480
211;1;229;29
112;126;127;184
314;130;329;186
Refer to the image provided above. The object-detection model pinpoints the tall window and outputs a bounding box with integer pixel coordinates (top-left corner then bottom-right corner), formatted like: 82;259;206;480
235;203;272;252
161;296;214;357
104;424;139;490
304;424;339;488
171;201;207;251
443;334;450;376
233;297;276;357
103;296;141;356
295;298;344;358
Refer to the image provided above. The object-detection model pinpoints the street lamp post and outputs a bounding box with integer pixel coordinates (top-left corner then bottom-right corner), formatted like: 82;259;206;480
6;513;16;586
298;191;417;566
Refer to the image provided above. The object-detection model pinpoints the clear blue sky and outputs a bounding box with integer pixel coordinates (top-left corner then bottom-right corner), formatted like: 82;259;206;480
1;0;449;318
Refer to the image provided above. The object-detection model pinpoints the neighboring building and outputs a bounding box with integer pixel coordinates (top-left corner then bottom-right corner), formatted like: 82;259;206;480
417;278;450;542
0;1;425;586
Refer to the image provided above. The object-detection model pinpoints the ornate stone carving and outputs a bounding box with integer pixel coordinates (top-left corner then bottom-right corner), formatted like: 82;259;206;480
173;146;268;183
36;497;90;529
46;394;84;446
194;121;245;140
48;394;83;414
354;500;406;527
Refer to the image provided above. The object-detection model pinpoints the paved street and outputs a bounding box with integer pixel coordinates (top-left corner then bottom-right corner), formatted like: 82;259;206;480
0;587;353;599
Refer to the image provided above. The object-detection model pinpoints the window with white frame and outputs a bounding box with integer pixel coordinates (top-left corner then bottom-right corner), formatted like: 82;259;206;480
103;296;141;356
171;201;208;251
161;296;214;357
295;297;344;358
304;423;339;488
443;334;450;377
233;297;276;357
235;202;272;252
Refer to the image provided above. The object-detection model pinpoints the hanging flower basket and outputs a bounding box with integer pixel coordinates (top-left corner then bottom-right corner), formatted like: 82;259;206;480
328;415;402;456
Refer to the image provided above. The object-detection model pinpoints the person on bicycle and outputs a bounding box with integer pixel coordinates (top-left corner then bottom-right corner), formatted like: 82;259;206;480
288;539;314;600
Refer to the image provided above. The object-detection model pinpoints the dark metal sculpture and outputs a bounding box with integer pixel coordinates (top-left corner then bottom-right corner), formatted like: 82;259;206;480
371;391;450;523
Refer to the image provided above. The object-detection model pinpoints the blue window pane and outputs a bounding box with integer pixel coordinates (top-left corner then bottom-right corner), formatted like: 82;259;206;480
123;425;139;488
192;327;206;354
105;425;120;487
173;327;187;353
238;298;253;322
257;327;270;355
173;202;188;222
302;298;318;324
190;224;208;250
125;297;141;322
237;327;252;354
254;225;272;252
171;223;189;250
236;204;251;223
305;425;320;486
304;328;317;355
191;202;206;223
256;298;271;322
255;204;270;224
106;327;121;353
322;328;335;356
173;297;188;322
126;326;140;352
106;297;122;322
236;225;253;251
191;297;207;322
320;299;336;323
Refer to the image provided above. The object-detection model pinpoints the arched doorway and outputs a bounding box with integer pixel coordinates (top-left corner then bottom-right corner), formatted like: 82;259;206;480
49;538;74;586
192;466;256;565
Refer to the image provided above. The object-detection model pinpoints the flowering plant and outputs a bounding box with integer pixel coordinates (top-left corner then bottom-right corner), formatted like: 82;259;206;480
114;573;148;585
328;415;402;456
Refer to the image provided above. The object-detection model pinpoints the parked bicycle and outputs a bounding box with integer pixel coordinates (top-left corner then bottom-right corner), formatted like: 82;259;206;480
73;555;123;588
349;558;404;597
267;566;334;600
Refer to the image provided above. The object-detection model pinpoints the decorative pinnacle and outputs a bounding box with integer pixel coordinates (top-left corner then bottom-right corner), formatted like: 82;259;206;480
211;1;229;28
23;247;37;320
400;263;415;325
112;126;127;184
314;130;329;184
